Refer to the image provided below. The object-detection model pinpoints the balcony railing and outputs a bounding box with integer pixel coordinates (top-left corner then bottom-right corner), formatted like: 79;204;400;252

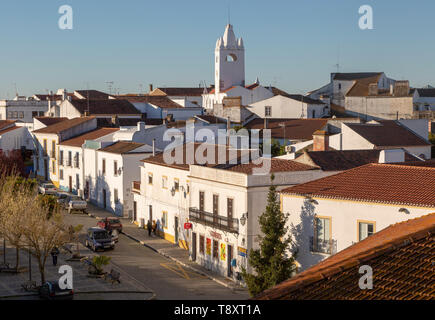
310;236;337;255
132;181;141;193
189;207;239;234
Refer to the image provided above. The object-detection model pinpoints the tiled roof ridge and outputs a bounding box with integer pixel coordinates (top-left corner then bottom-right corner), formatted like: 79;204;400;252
280;163;435;207
368;162;435;171
254;213;435;300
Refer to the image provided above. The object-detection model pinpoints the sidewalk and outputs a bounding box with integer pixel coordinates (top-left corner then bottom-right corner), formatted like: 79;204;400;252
0;242;155;300
87;205;246;292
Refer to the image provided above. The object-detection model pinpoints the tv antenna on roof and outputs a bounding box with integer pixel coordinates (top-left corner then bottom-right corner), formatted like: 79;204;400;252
105;81;114;95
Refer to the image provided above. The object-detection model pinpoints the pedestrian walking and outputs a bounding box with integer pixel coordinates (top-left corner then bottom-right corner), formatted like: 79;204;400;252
152;220;157;235
50;247;60;266
147;220;152;237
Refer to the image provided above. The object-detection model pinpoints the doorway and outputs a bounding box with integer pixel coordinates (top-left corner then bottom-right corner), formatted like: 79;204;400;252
149;205;153;223
43;159;48;181
174;217;179;245
103;189;107;209
227;244;233;277
133;201;137;223
191;232;197;262
68;176;72;192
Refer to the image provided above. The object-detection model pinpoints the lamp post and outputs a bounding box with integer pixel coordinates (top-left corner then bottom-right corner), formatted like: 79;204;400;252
28;245;32;282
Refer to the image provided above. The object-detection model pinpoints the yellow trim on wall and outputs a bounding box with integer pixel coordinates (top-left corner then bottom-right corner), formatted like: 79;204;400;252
357;219;376;242
162;176;168;189
314;215;332;241
174;178;179;192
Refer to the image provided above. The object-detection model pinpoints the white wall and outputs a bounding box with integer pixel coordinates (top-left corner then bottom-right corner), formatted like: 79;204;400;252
248;95;327;119
281;194;434;271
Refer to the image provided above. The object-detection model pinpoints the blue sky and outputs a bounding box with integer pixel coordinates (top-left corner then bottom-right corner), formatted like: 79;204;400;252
0;0;434;98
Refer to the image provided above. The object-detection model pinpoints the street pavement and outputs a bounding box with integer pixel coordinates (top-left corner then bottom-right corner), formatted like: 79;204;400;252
0;242;154;300
63;205;249;300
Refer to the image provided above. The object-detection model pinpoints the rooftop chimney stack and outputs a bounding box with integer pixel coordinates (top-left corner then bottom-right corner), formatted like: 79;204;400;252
149;84;153;93
152;139;156;156
313;130;330;151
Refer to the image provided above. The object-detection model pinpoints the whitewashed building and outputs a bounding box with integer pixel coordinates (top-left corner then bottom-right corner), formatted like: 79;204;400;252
328;119;431;159
0;121;33;152
57;127;119;195
247;94;328;119
280;163;435;272
32;116;97;184
91;141;154;217
0;97;48;125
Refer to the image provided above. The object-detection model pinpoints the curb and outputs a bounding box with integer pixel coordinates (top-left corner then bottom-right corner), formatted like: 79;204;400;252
121;230;241;291
86;209;243;292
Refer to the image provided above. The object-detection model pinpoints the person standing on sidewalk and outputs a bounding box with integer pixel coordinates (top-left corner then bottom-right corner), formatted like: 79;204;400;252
147;220;152;237
50;247;60;266
152;220;157;236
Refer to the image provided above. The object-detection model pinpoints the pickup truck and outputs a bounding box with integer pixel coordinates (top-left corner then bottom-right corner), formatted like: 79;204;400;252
65;196;87;214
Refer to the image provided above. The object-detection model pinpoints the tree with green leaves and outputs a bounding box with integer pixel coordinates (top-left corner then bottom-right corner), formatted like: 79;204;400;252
241;174;297;297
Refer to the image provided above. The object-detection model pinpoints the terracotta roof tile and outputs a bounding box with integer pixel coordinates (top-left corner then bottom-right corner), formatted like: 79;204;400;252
34;117;68;126
255;213;435;300
33;117;96;134
98;141;146;154
0;126;20;135
303;149;421;171
244;118;328;140
281;163;435;207
0;120;16;131
224;158;316;174
142;143;255;171
115;95;184;109
346;121;430;147
152;87;206;97
59;128;119;147
69;99;140;115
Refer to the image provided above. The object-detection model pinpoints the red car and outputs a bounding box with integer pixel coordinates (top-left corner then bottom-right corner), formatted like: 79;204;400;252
97;217;123;233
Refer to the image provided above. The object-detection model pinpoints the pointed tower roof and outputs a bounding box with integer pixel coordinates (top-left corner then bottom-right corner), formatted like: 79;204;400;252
222;24;237;48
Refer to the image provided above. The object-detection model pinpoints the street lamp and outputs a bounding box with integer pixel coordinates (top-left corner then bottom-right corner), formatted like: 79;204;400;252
240;213;248;226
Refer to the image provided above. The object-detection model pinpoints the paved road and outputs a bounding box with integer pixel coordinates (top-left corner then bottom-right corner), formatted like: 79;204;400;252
64;212;248;300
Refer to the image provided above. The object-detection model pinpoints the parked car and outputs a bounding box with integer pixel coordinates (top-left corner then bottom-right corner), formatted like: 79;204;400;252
38;183;57;195
85;227;115;252
39;281;74;300
55;192;70;207
110;229;119;243
65;196;87;214
97;217;123;233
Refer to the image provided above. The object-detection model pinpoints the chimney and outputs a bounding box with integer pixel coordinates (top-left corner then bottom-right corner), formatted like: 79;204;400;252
378;149;405;163
390;84;394;95
312;130;329;151
152;139;156;156
149;84;153;93
137;121;145;132
368;83;378;96
62;89;67;101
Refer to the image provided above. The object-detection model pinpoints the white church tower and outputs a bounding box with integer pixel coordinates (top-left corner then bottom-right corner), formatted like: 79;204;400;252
215;24;245;94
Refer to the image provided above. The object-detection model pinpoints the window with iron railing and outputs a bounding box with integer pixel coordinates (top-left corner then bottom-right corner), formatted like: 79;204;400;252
189;207;239;234
310;236;337;255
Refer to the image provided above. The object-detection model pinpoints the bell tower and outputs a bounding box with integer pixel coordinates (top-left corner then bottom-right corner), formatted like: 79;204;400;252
215;24;245;94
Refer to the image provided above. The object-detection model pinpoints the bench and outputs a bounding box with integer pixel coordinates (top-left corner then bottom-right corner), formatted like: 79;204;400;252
104;269;121;285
